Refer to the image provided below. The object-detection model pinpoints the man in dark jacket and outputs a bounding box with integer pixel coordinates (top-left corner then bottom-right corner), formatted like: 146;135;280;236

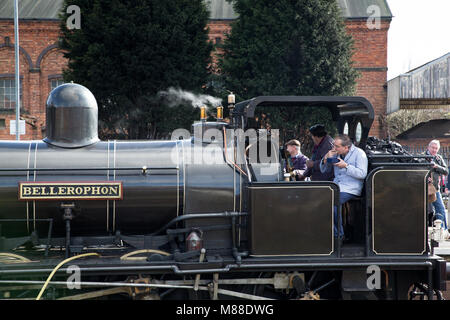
446;173;449;194
285;139;308;180
300;124;334;181
425;140;449;230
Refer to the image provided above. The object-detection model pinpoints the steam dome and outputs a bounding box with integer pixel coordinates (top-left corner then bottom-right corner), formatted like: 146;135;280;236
44;83;100;148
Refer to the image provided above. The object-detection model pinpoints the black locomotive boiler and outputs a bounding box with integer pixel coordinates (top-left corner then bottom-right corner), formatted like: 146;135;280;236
0;83;448;300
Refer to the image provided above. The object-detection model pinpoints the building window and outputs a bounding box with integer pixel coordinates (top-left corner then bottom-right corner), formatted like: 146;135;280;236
0;78;22;110
50;78;65;91
0;119;5;130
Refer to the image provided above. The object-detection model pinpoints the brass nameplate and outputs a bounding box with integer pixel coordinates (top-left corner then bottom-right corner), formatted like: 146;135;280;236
19;181;123;201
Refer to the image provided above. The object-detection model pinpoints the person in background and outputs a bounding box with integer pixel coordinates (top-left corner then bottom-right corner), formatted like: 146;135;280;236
300;124;334;181
425;140;449;230
444;172;449;194
320;134;368;242
285;139;308;181
447;173;450;214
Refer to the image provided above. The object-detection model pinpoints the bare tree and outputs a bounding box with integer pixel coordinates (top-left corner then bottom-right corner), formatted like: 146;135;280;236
384;109;450;139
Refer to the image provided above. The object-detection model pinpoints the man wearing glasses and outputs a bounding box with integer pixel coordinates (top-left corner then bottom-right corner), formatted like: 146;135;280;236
320;134;368;241
425;140;448;231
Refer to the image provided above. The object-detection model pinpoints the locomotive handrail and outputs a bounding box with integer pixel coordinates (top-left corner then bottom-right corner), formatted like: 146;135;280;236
151;211;249;236
0;260;434;276
0;167;179;172
446;263;450;280
367;163;433;167
367;155;434;158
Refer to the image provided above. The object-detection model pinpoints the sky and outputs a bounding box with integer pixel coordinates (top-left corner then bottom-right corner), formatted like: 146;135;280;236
387;0;450;80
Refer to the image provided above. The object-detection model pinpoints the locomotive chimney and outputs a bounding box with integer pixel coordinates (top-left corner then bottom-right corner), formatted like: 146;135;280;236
43;83;100;148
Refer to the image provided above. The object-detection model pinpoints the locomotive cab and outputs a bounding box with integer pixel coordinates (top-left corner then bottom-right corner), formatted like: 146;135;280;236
231;96;434;258
232;96;372;254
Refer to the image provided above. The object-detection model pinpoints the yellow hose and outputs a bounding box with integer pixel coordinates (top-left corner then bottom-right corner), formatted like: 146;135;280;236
36;252;100;300
120;249;170;261
0;252;32;263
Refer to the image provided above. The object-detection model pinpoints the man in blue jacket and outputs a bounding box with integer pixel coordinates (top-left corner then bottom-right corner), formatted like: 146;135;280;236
320;134;368;240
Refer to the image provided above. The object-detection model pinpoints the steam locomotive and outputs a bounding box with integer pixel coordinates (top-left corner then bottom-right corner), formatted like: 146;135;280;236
0;83;447;300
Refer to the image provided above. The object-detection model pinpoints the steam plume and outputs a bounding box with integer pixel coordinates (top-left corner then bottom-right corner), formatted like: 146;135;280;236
158;87;222;109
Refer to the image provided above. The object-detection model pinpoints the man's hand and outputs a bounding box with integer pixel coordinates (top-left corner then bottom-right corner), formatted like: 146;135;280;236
334;158;348;169
324;150;337;163
306;160;314;168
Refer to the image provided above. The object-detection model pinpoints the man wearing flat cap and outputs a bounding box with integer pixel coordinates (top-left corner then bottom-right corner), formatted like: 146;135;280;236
300;124;334;181
285;139;308;180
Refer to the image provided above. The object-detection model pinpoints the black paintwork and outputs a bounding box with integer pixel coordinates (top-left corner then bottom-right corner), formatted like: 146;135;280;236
370;167;428;255
0;140;181;237
248;182;339;256
233;96;374;147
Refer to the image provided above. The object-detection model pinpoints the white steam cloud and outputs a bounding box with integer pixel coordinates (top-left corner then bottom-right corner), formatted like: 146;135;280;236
158;87;222;109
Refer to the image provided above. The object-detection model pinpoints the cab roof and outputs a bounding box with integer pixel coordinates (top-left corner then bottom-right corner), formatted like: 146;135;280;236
233;96;375;146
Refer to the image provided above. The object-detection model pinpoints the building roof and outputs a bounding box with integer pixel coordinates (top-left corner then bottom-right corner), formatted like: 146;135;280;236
405;52;450;76
387;52;450;114
396;119;450;140
337;0;392;19
207;0;393;20
0;0;392;20
0;0;64;20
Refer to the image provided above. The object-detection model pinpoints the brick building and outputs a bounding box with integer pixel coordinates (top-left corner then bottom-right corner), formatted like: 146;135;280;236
0;1;66;140
0;0;392;140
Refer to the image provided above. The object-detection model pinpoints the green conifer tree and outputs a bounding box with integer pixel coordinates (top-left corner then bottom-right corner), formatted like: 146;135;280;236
59;0;213;139
218;0;358;151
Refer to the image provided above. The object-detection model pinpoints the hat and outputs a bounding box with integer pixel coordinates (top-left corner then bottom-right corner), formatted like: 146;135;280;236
286;139;301;147
309;124;327;137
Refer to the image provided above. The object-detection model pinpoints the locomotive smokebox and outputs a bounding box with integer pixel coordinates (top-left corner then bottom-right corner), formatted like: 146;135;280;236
44;83;100;148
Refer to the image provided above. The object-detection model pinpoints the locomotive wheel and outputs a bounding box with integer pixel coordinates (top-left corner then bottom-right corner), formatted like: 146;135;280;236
302;271;341;300
251;271;341;300
408;283;444;300
252;272;286;299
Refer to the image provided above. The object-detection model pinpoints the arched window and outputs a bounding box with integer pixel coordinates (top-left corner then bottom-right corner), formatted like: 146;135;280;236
343;122;349;135
355;122;362;143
